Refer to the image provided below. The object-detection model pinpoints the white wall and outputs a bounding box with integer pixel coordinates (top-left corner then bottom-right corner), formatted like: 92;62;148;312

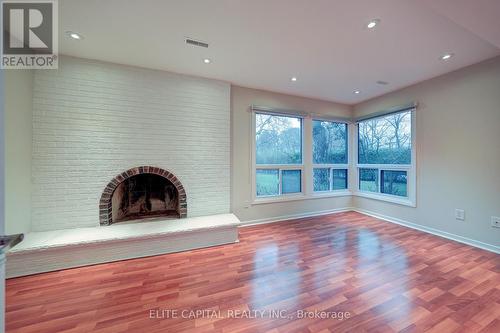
31;56;231;231
353;56;500;248
5;70;33;235
0;63;6;333
231;86;353;223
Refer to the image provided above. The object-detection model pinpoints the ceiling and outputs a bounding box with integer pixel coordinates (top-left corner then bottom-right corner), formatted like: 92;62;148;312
59;0;500;105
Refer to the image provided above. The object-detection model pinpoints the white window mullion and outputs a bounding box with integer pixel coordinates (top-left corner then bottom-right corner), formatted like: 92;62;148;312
329;168;334;191
303;117;312;196
378;168;382;193
278;169;283;195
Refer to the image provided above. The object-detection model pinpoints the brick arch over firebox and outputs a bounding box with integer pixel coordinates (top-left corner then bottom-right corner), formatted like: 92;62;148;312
99;166;187;226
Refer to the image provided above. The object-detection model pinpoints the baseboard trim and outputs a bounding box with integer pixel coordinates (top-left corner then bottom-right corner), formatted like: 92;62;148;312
239;207;353;227
354;208;500;254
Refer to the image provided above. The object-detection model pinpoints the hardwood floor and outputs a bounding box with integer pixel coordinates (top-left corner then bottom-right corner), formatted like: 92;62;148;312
6;211;500;333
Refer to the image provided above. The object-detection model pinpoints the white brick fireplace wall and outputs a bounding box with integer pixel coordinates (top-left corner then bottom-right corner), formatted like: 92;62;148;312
32;56;230;231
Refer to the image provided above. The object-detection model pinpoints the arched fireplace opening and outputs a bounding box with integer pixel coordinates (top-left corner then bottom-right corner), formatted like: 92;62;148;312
99;166;187;225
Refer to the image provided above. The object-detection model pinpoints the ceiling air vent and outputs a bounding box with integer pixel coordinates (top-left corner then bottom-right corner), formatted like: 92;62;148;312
185;37;209;48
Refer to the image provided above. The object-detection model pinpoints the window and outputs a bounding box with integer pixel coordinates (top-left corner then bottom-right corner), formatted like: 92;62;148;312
356;109;415;205
333;169;348;190
358;111;411;164
256;169;279;196
282;170;301;194
313;120;347;164
359;168;378;192
312;120;348;192
381;170;407;197
255;113;303;197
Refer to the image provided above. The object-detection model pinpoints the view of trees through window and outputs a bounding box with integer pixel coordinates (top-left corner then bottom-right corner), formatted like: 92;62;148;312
255;110;413;199
256;169;279;196
313;120;347;164
312;120;348;192
358;111;411;164
256;113;302;164
359;168;378;192
333;169;348;190
282;170;301;194
256;113;302;197
381;170;407;197
357;110;413;198
313;168;348;192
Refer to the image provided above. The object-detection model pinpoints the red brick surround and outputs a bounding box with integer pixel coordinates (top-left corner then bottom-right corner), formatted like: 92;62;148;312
99;166;187;225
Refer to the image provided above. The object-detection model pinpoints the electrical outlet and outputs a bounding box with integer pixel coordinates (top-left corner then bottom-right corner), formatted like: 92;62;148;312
455;209;465;221
491;216;500;228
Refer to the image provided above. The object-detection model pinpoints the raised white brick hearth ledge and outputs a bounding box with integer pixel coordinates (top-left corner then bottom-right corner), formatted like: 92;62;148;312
7;214;240;278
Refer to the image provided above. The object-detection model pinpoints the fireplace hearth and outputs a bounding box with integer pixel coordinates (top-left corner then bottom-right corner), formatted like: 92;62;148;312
99;166;187;225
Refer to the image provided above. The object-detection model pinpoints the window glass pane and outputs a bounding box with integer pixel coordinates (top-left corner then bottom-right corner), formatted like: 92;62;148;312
358;111;411;164
359;168;378;192
313;120;347;164
313;168;330;192
333;169;348;190
282;170;301;194
256;113;302;164
256;169;279;196
381;170;407;197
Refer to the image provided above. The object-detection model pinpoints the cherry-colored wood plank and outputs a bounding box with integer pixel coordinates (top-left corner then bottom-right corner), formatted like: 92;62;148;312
6;212;500;332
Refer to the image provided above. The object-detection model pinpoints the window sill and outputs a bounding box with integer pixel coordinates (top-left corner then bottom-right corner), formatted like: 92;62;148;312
310;190;352;199
252;190;352;205
353;191;416;207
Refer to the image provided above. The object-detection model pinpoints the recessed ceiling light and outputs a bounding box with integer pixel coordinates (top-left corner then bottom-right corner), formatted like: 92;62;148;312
203;58;211;64
66;31;83;40
291;77;297;82
367;19;380;29
354;90;361;94
440;53;453;61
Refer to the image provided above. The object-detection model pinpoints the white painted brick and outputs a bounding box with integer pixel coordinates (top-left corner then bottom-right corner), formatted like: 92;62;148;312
32;56;230;231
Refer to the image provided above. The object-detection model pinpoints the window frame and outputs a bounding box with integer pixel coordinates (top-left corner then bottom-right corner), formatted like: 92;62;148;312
311;118;349;194
252;112;306;203
353;110;416;207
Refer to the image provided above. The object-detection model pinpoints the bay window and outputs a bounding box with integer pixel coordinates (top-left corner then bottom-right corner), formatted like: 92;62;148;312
252;104;415;206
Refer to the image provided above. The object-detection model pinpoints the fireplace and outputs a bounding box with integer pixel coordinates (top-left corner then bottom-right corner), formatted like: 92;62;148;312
99;166;187;225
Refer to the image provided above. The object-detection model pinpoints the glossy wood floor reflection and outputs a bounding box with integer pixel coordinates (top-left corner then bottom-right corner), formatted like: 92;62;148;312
6;212;500;333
